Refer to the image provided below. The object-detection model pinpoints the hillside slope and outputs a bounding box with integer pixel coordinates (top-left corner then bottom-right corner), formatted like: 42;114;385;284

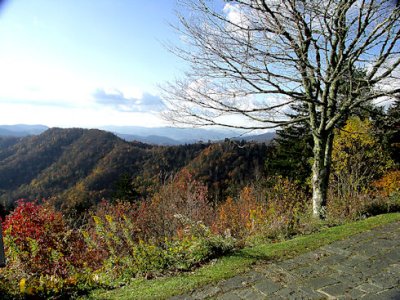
0;128;271;213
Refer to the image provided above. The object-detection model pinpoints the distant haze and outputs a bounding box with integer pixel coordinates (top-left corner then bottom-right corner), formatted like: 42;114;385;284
0;124;275;145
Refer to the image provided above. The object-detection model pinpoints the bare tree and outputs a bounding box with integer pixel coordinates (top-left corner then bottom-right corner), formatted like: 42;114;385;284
162;0;400;219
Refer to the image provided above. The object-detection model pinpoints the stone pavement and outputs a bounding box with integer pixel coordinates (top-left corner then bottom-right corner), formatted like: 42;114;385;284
171;221;400;299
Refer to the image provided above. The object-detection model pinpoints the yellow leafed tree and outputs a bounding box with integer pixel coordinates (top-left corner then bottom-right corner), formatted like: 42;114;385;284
331;117;393;198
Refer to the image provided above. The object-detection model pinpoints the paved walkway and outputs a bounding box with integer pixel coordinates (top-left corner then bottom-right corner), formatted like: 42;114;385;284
172;222;400;299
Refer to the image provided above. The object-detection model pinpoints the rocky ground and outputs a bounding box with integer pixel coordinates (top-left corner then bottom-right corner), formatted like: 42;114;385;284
172;221;400;299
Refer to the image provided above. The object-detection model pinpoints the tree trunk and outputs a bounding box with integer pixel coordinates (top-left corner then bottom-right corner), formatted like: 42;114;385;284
0;222;5;267
311;132;333;219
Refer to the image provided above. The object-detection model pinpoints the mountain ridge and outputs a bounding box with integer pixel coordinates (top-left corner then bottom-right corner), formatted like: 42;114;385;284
0;128;272;214
0;124;275;145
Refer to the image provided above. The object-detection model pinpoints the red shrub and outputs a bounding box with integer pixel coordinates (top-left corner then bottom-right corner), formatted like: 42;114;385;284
4;200;62;244
3;200;98;278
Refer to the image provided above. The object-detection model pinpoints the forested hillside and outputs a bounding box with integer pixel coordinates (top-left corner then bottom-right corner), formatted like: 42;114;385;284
185;141;268;202
0;103;398;299
0;128;270;214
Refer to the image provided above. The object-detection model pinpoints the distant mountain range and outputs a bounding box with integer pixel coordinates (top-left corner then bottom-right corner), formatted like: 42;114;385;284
0;124;49;137
0;124;275;145
0;127;272;214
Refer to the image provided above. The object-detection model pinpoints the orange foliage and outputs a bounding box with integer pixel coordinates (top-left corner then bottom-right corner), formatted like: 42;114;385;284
372;170;400;196
213;187;265;238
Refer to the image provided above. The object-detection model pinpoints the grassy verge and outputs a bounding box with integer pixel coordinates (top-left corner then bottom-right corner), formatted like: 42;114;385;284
86;213;400;300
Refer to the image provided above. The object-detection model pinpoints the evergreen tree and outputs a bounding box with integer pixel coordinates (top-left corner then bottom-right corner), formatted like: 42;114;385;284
266;103;313;185
379;98;400;165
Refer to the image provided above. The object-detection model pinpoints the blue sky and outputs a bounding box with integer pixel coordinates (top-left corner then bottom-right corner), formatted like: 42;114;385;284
0;0;210;127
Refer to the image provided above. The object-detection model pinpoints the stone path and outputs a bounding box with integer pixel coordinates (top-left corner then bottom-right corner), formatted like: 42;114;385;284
172;222;400;299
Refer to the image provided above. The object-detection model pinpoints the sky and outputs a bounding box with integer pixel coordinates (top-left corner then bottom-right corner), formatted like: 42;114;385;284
0;1;398;130
0;0;211;128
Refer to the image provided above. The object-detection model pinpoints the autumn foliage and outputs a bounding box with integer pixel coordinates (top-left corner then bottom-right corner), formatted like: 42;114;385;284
0;168;398;298
0;200;100;297
373;170;400;197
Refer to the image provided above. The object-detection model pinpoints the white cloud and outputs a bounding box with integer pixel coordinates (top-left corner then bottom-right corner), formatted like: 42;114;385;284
222;3;253;36
0;102;167;128
0;54;169;127
93;88;166;112
222;1;280;27
223;3;245;26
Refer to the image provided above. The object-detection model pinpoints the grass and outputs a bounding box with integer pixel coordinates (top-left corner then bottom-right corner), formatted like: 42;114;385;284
85;213;400;300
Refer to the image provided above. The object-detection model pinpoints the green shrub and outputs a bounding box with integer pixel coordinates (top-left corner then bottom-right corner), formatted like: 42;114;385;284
84;212;235;288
